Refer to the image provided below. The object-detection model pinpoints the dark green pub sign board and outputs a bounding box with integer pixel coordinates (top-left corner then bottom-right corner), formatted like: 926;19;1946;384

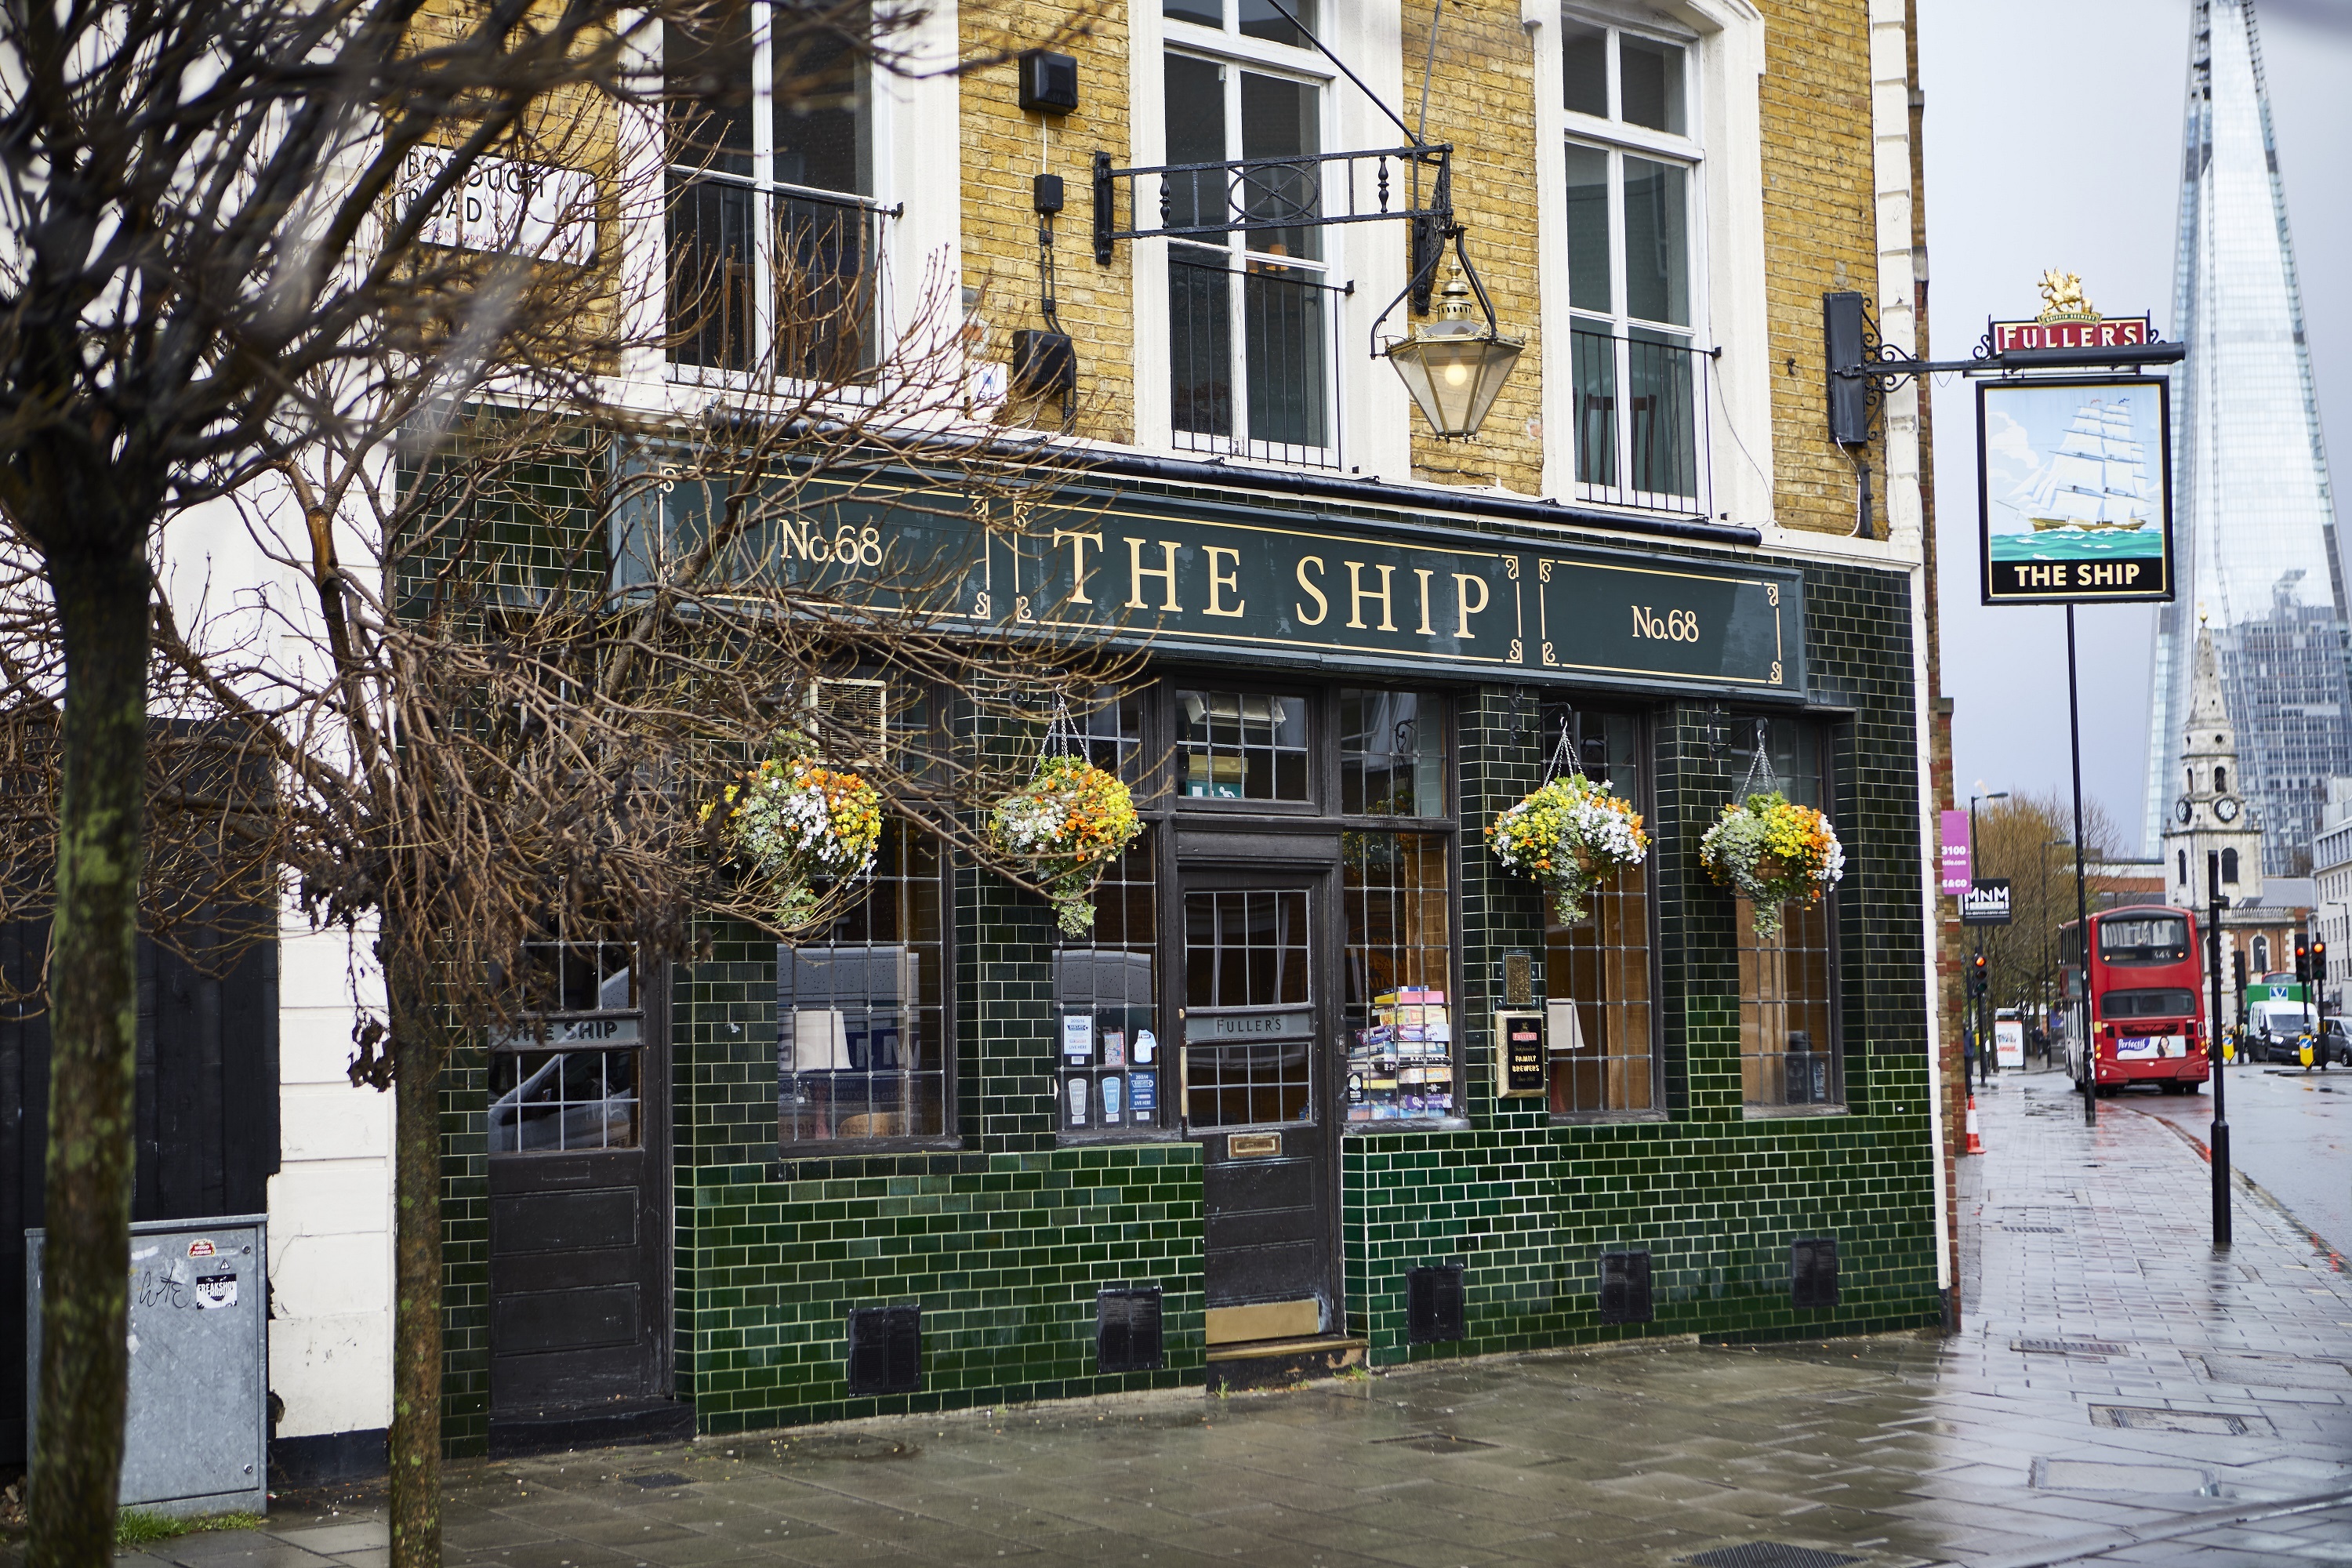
623;468;1806;695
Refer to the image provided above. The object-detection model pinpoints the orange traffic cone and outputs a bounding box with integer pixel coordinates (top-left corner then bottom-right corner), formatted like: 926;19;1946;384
1964;1093;1984;1156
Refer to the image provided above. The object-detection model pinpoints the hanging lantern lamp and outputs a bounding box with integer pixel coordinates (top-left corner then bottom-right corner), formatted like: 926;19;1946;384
1377;234;1523;441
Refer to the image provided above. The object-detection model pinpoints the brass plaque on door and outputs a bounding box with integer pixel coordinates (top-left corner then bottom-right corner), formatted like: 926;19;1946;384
1228;1132;1283;1158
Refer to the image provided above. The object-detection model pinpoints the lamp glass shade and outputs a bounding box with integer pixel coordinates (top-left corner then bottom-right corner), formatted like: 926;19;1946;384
791;1008;855;1071
1386;320;1524;439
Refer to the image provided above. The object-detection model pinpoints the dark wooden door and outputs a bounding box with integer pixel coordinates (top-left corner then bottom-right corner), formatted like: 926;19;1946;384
1179;875;1341;1341
486;949;670;1416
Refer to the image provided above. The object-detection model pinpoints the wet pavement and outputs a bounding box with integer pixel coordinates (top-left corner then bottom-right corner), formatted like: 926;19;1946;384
2129;1056;2352;1262
115;1073;2352;1566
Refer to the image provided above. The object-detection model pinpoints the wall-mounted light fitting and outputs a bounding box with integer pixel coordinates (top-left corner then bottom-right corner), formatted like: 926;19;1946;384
1018;50;1079;115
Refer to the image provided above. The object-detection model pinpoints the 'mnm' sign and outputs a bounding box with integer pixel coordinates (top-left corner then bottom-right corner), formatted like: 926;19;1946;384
1961;879;2013;926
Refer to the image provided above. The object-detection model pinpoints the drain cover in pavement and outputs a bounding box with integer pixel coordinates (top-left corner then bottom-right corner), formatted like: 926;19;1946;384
2089;1405;2261;1435
2033;1457;2216;1492
1369;1432;1500;1453
2199;1352;2352;1388
622;1472;690;1488
1678;1546;1859;1568
2013;1338;2125;1356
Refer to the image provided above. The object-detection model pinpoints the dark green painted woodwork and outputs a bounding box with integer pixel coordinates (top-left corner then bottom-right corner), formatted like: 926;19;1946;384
630;464;1806;694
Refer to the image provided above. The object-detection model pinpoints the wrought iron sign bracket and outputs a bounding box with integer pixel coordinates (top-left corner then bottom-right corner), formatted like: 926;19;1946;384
1824;290;2184;446
1091;143;1453;266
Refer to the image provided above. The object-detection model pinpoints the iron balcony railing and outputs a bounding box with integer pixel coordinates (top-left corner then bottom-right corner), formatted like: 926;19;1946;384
1566;326;1711;515
1169;249;1345;470
666;166;891;383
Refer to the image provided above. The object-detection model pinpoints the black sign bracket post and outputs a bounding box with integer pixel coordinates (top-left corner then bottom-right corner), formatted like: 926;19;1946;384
2207;855;2232;1250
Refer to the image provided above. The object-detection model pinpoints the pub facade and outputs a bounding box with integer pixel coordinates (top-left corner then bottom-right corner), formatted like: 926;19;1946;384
38;0;1951;1472
419;0;1950;1454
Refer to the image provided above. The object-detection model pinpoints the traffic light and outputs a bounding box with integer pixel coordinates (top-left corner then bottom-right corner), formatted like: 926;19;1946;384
2316;939;2329;984
1969;953;1987;999
2233;949;2248;992
2296;935;2311;982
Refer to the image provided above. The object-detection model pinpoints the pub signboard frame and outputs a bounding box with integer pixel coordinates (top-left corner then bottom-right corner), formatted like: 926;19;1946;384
1977;374;2174;607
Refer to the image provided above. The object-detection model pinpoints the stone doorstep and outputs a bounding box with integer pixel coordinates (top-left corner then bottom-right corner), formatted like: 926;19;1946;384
1201;1335;1367;1392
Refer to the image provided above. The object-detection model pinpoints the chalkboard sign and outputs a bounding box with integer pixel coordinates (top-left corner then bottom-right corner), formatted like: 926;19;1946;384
1494;1010;1546;1098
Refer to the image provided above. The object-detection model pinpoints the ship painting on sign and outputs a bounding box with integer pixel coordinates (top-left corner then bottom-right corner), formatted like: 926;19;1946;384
1984;383;2167;567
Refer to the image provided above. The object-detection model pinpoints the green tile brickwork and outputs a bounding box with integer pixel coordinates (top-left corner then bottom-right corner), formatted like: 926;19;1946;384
669;851;1206;1432
427;475;1941;1440
1343;556;1940;1363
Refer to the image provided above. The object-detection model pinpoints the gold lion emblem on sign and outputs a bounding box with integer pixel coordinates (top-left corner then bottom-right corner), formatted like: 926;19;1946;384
2036;269;2099;322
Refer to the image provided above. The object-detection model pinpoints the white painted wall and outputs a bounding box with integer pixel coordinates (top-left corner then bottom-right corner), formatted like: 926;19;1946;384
267;915;394;1440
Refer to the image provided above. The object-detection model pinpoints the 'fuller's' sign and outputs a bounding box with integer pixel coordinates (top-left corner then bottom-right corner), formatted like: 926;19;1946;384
1991;315;2152;354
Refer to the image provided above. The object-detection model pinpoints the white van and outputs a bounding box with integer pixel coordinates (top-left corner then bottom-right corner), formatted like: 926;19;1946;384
2246;999;2316;1063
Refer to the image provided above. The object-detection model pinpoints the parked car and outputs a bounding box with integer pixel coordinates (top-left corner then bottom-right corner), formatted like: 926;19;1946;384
2320;1018;2352;1069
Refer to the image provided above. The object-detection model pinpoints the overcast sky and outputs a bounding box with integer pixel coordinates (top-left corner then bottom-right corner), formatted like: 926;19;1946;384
1919;0;2352;851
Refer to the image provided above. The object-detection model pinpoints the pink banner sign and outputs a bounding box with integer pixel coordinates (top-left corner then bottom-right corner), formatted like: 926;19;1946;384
1940;810;1973;896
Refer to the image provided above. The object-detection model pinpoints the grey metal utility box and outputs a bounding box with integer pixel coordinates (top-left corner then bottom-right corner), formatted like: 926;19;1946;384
25;1214;267;1517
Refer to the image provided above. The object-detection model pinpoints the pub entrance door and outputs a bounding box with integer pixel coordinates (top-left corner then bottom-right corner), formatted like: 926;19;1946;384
483;946;681;1450
1178;873;1343;1345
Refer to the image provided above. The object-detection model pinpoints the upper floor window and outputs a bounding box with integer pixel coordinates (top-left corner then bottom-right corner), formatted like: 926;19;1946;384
1560;12;1704;512
1162;9;1337;467
665;4;886;379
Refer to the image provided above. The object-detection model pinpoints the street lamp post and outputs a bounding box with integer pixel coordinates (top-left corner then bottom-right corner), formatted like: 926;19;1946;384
1971;789;2009;1087
2207;850;2232;1249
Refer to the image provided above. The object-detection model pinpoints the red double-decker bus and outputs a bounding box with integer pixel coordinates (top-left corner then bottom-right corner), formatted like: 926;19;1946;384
2058;906;2211;1095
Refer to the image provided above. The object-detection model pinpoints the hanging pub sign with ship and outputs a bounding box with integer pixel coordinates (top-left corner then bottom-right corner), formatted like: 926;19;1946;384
1977;273;2176;606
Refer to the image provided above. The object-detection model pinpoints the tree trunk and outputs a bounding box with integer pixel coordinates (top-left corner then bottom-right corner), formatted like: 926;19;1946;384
386;953;445;1568
27;546;151;1568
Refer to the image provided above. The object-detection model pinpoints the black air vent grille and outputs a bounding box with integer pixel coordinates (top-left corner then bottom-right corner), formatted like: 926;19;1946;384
1097;1287;1164;1374
1598;1250;1653;1324
1406;1263;1466;1344
1791;1238;1839;1310
846;1305;922;1396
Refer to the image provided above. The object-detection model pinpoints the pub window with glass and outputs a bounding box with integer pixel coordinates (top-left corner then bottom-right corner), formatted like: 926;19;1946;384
1732;716;1841;1111
492;939;646;1153
1541;707;1659;1116
1559;10;1706;511
1054;688;1162;1134
778;823;949;1143
1161;0;1339;467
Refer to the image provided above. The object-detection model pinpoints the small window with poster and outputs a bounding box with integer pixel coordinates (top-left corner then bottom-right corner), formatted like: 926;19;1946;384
1053;834;1163;1134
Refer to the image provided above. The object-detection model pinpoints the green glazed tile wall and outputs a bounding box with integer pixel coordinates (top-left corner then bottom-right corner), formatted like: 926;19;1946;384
1342;556;1940;1362
669;848;1207;1432
433;512;1940;1443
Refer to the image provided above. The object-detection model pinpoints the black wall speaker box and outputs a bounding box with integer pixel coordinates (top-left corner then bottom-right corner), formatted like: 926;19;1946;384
1018;50;1079;114
1012;328;1077;398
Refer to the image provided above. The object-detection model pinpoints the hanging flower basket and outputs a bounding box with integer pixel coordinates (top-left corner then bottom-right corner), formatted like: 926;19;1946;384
1699;790;1846;938
701;751;884;929
1486;774;1651;926
990;753;1142;937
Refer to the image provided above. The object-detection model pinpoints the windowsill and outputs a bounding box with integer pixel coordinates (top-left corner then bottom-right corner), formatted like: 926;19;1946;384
1342;1116;1472;1134
1056;1128;1186;1146
1547;1108;1670;1126
1741;1102;1851;1120
775;1135;964;1158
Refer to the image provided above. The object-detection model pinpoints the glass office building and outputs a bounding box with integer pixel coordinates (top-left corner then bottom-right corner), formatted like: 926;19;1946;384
2143;0;2350;874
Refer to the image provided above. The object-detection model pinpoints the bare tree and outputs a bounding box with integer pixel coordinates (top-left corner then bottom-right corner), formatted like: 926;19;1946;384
0;0;1107;1561
1967;790;2127;1022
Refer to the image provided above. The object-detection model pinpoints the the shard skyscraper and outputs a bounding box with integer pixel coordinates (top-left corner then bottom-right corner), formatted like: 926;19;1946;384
2143;0;2348;874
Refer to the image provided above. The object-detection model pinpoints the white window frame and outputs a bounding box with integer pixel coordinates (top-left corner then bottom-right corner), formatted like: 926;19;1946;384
1157;14;1344;468
1559;9;1706;511
655;1;905;401
1532;1;1768;520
